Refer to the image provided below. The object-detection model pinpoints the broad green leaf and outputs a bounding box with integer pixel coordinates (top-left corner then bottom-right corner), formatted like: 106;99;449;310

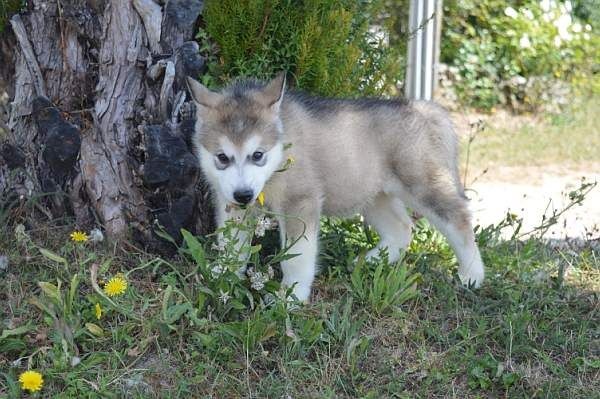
154;227;177;245
85;323;104;337
39;248;67;265
165;303;191;325
38;281;61;303
162;285;173;319
249;244;262;254
67;274;79;315
0;324;32;340
181;229;206;266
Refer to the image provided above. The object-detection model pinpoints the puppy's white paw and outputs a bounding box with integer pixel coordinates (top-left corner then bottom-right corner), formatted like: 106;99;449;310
362;243;402;264
357;247;386;264
458;265;485;288
364;247;382;262
282;282;311;303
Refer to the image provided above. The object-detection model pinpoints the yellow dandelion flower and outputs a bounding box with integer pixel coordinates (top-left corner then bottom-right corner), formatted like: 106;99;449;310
70;231;89;243
103;276;127;297
257;191;265;206
95;303;102;319
19;370;43;393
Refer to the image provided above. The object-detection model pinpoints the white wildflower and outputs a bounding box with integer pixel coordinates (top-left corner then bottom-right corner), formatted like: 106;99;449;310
564;0;572;11
210;263;226;277
211;240;226;251
89;228;104;243
267;265;275;279
262;292;277;306
519;34;532;48
540;0;551;12
249;270;268;291
585;24;592;32
542;12;553;22
218;289;231;304
504;7;518;18
583;33;590;40
554;13;573;41
255;222;267;238
554;35;562;47
572;23;582;33
558;2;567;14
513;75;527;85
522;8;534;19
255;216;277;237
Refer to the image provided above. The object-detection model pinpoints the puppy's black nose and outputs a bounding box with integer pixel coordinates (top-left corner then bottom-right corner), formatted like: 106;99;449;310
233;189;254;205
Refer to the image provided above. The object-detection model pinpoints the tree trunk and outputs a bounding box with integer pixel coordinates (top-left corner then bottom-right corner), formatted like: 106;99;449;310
0;0;213;250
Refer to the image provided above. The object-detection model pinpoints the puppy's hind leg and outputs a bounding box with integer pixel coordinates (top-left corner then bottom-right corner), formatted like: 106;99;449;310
363;193;413;263
408;186;485;288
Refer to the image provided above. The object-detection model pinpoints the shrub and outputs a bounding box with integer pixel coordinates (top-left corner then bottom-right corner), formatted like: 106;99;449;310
441;0;599;111
201;0;403;96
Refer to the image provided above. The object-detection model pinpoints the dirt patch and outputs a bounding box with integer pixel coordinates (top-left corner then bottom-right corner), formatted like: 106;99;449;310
466;163;600;240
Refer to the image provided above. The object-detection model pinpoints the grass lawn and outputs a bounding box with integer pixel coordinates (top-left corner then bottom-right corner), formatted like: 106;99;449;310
459;96;600;170
1;95;598;398
1;214;598;398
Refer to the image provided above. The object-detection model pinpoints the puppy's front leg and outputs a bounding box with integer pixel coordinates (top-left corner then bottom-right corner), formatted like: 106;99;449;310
278;200;320;302
215;196;251;277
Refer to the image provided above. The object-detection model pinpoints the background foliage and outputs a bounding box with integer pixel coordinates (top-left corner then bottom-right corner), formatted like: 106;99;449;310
441;0;599;110
3;0;598;112
0;0;22;33
200;0;599;112
202;0;404;96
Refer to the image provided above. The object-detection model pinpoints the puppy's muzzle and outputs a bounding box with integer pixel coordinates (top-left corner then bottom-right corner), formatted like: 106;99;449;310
233;188;254;205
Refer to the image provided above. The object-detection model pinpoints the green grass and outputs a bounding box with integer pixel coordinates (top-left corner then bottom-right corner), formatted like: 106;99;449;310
461;96;600;169
1;213;598;398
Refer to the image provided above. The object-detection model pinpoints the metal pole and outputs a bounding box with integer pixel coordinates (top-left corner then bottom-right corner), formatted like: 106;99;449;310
405;0;442;101
432;0;444;96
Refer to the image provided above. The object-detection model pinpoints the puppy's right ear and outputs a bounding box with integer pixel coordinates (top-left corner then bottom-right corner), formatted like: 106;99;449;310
186;76;223;108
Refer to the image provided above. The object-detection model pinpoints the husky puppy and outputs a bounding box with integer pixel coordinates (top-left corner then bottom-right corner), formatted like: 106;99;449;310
186;73;485;302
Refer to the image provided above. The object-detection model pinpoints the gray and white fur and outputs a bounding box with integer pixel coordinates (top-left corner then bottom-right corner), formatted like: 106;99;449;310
186;73;485;302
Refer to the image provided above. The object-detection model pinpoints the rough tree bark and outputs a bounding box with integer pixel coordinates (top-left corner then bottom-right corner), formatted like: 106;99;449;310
0;0;213;250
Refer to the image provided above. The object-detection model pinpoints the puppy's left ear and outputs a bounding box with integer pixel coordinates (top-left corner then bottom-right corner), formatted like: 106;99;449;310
259;72;286;113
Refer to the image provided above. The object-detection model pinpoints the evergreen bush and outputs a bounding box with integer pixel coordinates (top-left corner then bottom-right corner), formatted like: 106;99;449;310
201;0;404;97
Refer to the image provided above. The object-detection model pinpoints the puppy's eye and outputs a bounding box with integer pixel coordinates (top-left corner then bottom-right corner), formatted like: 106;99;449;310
217;153;230;164
252;151;264;162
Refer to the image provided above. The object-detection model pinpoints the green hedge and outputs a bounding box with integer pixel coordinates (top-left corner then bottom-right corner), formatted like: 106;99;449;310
201;0;404;97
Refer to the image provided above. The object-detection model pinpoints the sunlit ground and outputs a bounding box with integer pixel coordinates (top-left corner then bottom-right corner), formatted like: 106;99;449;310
458;96;600;241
